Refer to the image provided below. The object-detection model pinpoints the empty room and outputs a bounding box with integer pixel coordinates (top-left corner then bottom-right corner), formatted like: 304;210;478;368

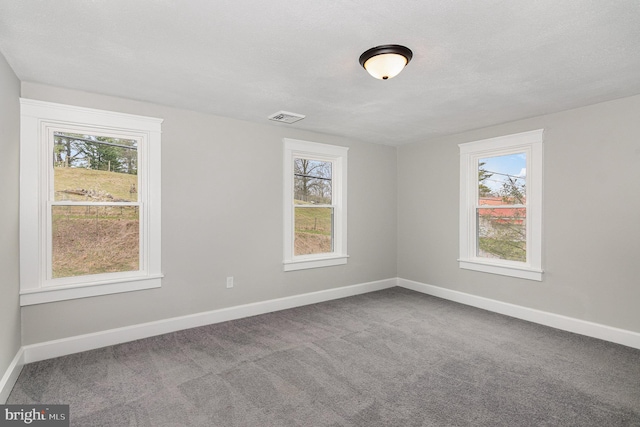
1;1;639;426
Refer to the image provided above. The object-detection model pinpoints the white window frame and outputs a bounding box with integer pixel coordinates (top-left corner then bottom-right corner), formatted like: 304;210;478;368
19;99;163;305
283;138;348;271
458;129;543;281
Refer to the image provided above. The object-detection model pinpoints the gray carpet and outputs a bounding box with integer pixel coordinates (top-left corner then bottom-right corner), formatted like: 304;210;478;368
8;287;640;426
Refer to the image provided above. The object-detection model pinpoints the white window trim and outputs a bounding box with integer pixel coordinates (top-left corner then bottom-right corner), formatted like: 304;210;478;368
283;138;348;271
458;129;543;281
19;99;163;305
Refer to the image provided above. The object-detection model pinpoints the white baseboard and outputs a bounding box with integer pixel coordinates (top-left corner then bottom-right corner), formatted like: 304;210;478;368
14;276;639;374
23;278;397;364
0;348;24;404
398;278;640;350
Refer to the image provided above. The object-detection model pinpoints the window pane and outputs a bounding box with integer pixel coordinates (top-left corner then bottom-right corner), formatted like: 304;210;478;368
477;207;526;262
53;132;138;202
293;158;332;204
52;205;139;278
294;206;333;255
478;153;526;205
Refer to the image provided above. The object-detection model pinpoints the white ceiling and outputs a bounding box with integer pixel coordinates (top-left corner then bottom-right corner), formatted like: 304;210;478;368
1;1;639;146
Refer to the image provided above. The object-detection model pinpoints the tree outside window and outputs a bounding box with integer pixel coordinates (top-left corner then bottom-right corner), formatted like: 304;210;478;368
477;154;527;263
52;132;140;279
458;129;543;281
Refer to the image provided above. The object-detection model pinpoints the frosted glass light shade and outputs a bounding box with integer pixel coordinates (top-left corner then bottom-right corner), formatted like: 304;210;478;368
363;53;408;80
359;45;413;80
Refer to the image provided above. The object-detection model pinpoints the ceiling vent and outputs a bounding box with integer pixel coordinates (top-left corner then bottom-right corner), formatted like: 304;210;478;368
268;111;305;124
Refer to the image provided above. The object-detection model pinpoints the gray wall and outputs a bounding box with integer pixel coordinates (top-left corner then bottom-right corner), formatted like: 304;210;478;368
398;94;640;333
0;54;21;373
12;82;640;346
20;82;398;345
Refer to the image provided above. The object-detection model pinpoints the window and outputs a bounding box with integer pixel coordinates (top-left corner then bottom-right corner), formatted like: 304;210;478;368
20;99;163;305
459;129;543;281
283;138;348;271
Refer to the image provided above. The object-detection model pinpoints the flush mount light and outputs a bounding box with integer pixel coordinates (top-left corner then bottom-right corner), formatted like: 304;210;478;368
359;44;413;80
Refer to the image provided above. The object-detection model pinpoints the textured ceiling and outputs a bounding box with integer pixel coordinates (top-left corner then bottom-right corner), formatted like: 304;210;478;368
1;1;639;146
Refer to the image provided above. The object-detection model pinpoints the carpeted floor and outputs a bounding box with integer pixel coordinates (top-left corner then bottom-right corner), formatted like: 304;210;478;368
8;287;640;426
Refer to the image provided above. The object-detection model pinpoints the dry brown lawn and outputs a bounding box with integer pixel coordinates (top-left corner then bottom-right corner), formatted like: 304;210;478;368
294;232;331;256
52;213;139;278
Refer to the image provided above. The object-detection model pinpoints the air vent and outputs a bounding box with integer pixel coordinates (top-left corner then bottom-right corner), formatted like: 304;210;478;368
268;110;305;124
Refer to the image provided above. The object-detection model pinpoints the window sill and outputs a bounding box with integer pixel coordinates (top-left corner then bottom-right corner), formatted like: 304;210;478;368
20;274;164;306
458;259;542;281
283;255;349;272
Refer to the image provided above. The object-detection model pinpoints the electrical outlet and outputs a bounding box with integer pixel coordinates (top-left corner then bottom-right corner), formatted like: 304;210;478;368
226;276;234;288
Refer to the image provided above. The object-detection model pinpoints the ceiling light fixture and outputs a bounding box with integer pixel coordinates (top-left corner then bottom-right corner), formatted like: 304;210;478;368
359;44;413;80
